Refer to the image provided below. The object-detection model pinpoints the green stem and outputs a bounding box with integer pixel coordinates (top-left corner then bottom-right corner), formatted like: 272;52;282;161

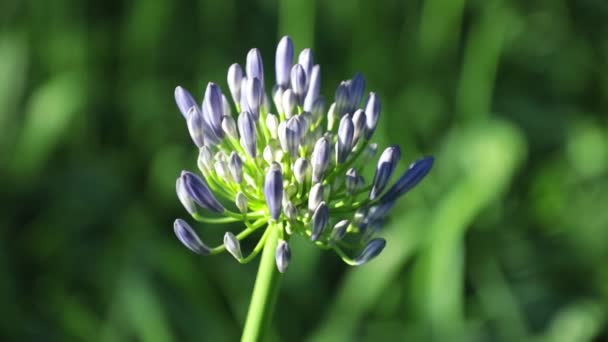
241;225;282;342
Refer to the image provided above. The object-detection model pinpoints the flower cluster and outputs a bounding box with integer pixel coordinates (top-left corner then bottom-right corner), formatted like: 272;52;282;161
173;36;433;272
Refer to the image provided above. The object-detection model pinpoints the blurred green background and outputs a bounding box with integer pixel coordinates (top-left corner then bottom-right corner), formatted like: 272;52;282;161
2;0;608;341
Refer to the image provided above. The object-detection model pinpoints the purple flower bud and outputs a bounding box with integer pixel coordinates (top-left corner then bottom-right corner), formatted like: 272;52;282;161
227;64;243;105
349;72;366;111
174;219;210;255
293;157;310;184
237;111;257;158
336;114;355;164
290;64;307;102
275;36;294;88
224;232;243;260
330;220;349;242
176;176;196;215
354;238;386;265
370;145;401;200
264;163;283;220
285;116;302;157
246;48;264;86
180;171;224;213
335;82;350;116
175;86;197;119
239;76;249;113
303;65;321;112
308;183;324;212
311;137;331;183
246;77;263;119
236;192;248;214
380;156;434;203
186;107;205;148
229;152;243;183
311;201;329;241
298;48;314;80
203;83;225;136
364;92;380;138
275;239;291;273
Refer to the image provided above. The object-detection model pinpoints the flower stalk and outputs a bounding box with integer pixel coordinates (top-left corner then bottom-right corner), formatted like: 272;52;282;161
241;225;282;342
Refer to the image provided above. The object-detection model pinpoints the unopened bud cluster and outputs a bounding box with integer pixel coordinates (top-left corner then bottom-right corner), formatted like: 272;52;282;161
173;36;433;272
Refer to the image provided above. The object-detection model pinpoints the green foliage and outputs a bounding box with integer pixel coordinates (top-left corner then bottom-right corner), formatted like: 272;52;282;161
1;0;607;340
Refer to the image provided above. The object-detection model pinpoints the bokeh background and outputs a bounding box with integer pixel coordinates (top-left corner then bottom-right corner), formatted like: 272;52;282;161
2;0;608;341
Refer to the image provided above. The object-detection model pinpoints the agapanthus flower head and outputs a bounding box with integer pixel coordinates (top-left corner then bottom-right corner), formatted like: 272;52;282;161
172;36;434;272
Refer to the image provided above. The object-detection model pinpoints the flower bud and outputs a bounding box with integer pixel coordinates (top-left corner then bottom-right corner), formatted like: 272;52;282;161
264;163;283;220
238;111;257;158
311;137;330;183
227;63;243;105
180;171;224;213
214;159;230;181
311;202;329;241
335;82;350;116
303;65;320;112
308;183;324;212
229;152;243;183
282;89;297;118
275;36;294;88
186;107;205;148
176;176;197;215
354;238;386;266
330;220;349;242
380;156;434;203
275;239;291;273
221;115;238;140
266;113;279;139
197;146;213;171
290;64;307;102
174;219;210;255
175;86;197;119
293;158;310;184
203;82;225;135
336;114;355;164
364;92;380;138
298;48;314;79
224;232;243;260
246;48;264;86
246;77;263;119
352;109;366;142
285;116;302;157
283;201;297;222
327;103;338;131
235;192;248;214
370;145;401;200
272;86;284;114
